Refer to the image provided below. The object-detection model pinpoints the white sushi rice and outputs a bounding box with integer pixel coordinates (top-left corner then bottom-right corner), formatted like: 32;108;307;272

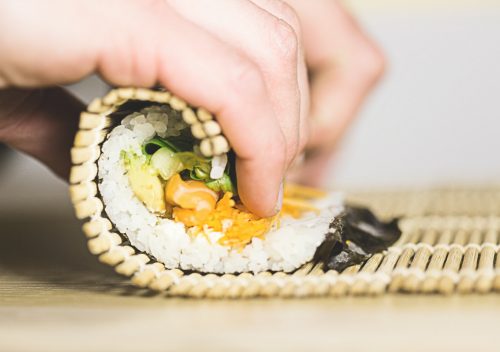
97;106;344;273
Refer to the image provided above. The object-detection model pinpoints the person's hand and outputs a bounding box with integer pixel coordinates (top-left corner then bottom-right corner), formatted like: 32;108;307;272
283;0;386;185
0;0;308;217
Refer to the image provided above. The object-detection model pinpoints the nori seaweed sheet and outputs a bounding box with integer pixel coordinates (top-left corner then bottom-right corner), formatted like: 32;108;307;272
312;206;401;272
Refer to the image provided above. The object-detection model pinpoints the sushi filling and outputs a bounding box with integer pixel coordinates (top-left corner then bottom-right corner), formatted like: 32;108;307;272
120;105;326;250
98;104;343;273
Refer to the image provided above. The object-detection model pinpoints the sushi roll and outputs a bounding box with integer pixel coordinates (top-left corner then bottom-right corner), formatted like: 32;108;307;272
70;88;400;276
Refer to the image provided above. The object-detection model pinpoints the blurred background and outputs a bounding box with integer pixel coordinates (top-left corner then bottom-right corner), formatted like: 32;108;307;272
1;0;499;214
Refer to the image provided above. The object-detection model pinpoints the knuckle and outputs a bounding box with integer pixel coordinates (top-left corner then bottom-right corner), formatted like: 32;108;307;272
356;44;387;81
273;1;301;35
270;19;298;62
228;58;265;96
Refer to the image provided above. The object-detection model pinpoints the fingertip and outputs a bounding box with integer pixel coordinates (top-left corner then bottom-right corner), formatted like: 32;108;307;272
236;158;283;218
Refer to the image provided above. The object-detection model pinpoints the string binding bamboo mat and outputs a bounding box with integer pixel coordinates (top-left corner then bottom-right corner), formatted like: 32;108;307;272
69;88;500;298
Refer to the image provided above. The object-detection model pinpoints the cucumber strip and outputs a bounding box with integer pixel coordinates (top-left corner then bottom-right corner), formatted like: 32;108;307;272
144;138;178;154
205;173;234;193
150;148;183;180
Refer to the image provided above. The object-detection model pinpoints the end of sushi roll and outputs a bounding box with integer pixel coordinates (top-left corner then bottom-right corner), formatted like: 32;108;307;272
74;88;401;276
97;100;346;274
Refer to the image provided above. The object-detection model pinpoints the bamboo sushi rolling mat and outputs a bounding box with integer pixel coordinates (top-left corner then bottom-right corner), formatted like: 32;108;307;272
79;188;500;298
85;188;500;297
67;88;500;298
1;188;500;352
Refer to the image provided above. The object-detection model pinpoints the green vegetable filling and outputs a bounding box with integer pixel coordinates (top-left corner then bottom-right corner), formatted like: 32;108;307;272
129;136;235;194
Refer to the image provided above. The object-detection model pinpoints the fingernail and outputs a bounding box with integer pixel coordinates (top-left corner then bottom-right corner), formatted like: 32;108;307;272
275;181;284;214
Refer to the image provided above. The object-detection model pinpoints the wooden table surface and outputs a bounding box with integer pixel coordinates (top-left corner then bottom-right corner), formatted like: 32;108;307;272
1;204;500;352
